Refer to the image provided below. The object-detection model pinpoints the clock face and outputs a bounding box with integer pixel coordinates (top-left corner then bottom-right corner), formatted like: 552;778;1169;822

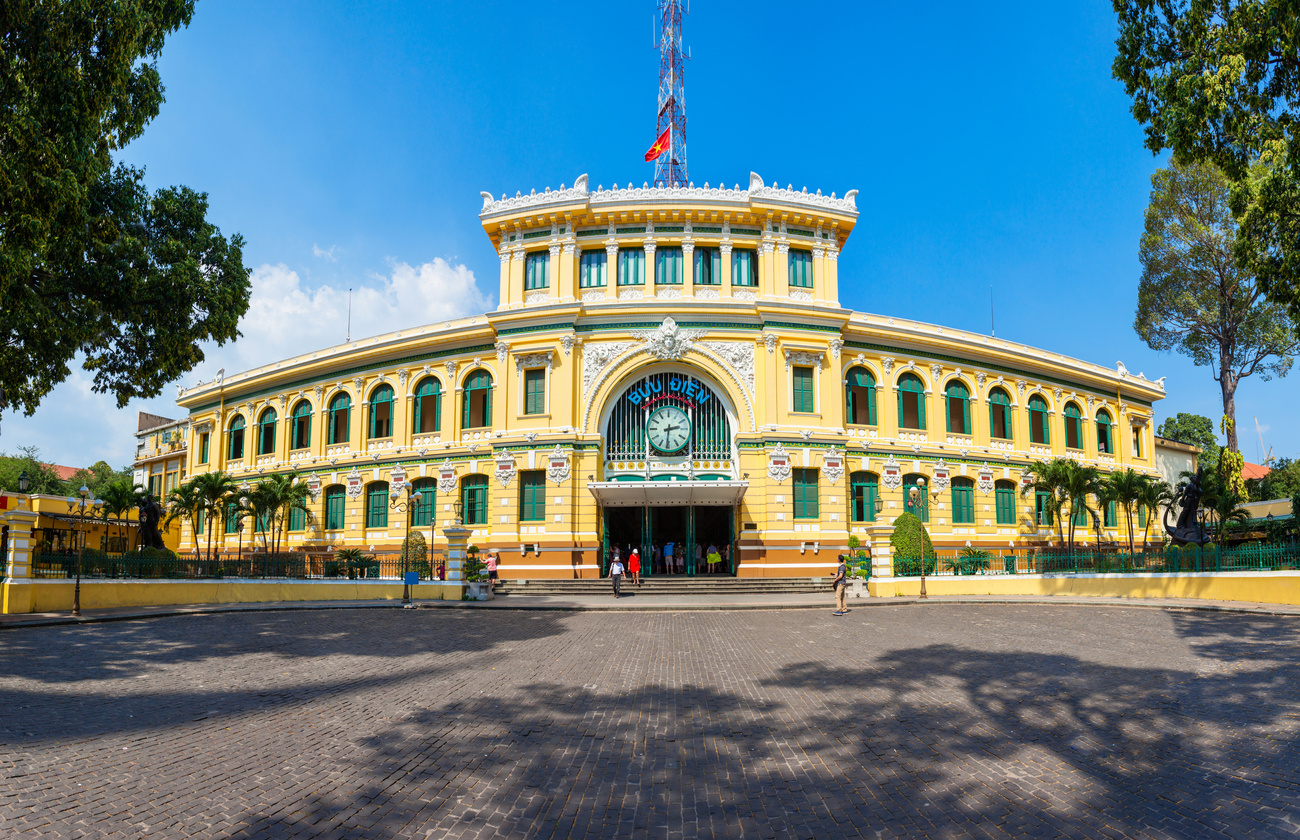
646;405;691;453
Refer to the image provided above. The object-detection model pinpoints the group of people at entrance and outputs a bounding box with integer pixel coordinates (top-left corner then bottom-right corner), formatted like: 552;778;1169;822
607;542;727;598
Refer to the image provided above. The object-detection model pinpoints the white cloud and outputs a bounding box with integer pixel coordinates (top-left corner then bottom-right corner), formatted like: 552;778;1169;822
2;257;493;468
312;243;338;262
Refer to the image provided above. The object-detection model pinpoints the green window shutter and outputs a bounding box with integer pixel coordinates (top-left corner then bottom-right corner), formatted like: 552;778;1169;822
580;251;606;287
1074;504;1089;527
1105;500;1117;527
289;506;306;531
199;434;209;464
520;471;545;521
525;252;549;290
793;367;814;413
196;509;205;532
995;484;1015;525
462;476;488;525
962;395;971;434
1138;506;1147;528
952;481;974;524
524;369;545;415
946;393;954;433
917;388;926;430
794;469;819;518
366;484;389;529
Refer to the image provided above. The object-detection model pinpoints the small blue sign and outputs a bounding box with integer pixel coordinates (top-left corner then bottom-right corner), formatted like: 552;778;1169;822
404;572;420;586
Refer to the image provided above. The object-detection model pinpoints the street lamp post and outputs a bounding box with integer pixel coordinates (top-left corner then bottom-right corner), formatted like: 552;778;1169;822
67;485;103;617
389;483;424;604
17;470;30;493
909;478;928;599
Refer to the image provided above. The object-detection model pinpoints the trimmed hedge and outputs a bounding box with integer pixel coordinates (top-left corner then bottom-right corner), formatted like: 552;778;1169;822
890;511;935;561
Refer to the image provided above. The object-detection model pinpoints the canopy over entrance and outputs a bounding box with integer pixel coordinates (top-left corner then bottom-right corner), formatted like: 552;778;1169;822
587;480;748;508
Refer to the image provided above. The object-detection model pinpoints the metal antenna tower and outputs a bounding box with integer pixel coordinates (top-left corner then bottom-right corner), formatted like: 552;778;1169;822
654;0;688;187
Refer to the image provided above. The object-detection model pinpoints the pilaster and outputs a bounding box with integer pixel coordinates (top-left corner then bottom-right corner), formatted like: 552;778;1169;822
681;237;695;297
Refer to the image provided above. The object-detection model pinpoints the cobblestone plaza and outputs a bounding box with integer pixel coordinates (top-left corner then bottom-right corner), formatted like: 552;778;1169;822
1;605;1298;839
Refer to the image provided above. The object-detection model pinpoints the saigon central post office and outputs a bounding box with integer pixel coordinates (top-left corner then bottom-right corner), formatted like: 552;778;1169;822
174;173;1166;579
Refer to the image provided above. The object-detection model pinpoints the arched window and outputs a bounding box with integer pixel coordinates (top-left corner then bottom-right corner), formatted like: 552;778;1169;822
845;367;877;426
897;373;927;430
413;378;442;434
461;475;488;525
324;485;346;530
365;481;389;529
328;393;351;445
1064;402;1083;450
1028;395;1050;445
462;370;493;428
988;388;1012;440
369;385;394;439
228;416;246;460
903;473;929;523
290;401;312;450
951;477;975;524
1096;410;1113;454
409;478;436;527
994;479;1017;525
945;381;970;435
257;408;277;456
849;471;879;522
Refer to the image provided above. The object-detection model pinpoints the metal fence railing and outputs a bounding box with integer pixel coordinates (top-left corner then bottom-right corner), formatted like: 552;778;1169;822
29;549;450;581
892;543;1300;577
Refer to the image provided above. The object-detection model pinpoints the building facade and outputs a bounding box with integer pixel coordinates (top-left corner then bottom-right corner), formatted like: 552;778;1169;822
133;412;189;501
172;172;1167;577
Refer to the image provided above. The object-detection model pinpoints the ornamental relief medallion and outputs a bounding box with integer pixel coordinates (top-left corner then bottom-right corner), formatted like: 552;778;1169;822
582;341;637;397
700;341;755;395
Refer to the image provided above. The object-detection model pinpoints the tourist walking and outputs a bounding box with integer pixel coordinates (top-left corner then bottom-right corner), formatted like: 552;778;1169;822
610;555;624;598
629;547;642;587
652;543;662;575
694;543;703;575
832;554;849;615
485;550;499;592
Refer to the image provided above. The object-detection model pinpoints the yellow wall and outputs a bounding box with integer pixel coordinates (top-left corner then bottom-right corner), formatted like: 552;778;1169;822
869;572;1300;606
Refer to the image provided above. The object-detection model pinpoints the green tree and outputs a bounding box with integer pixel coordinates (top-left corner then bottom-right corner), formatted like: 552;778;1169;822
1255;457;1300;501
1134;161;1298;453
0;1;251;425
1198;472;1253;549
0;446;66;494
1101;468;1148;554
100;478;145;553
252;472;313;555
1058;460;1102;553
1157;412;1222;475
162;479;203;559
71;461;133;501
1137;477;1175;550
187;470;239;563
1112;2;1300;329
1021;459;1068;545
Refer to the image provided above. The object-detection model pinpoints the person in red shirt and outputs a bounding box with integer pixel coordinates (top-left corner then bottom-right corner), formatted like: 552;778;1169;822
628;547;642;587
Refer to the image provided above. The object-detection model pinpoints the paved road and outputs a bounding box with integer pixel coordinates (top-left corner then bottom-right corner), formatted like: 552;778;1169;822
1;605;1298;839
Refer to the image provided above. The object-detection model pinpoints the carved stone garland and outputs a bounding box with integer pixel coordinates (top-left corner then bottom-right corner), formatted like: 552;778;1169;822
546;445;571;485
768;443;793;483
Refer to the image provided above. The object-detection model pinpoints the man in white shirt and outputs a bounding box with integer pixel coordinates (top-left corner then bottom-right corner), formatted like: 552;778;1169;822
610;556;624;598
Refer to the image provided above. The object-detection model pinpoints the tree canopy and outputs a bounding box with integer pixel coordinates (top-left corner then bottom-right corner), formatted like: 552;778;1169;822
1134;160;1298;451
1113;1;1300;324
1253;457;1300;502
1157;412;1222;475
0;1;250;424
0;446;66;494
70;460;133;499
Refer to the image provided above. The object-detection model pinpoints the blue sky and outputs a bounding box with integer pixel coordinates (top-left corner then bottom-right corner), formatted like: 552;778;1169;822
7;0;1295;468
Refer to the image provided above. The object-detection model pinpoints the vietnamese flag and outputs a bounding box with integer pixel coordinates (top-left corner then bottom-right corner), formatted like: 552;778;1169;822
644;127;670;162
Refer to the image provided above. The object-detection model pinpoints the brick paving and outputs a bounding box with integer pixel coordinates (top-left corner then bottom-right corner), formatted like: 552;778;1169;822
0;605;1298;839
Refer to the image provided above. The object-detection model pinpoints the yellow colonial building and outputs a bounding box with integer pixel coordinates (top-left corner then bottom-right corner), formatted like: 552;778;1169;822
172;172;1166;578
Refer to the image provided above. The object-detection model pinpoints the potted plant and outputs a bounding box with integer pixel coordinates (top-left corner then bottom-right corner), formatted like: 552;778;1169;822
462;544;493;600
336;547;375;580
846;536;869;598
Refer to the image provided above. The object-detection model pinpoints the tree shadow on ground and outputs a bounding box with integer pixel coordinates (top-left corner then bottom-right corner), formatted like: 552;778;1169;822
219;621;1300;838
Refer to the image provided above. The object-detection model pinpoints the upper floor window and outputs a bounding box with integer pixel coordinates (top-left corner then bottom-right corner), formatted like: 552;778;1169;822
845;366;877;425
1132;426;1143;458
519;470;545;522
324;485;346;530
198;432;210;465
365;481;389;529
290;401;312;450
228;416;245;460
580;250;606;287
656;246;683;285
1063;402;1083;450
1096;410;1113;454
618;247;645;285
461;475;488;525
792;366;815;413
788;249;813;288
951;477;975;524
414;377;442;434
694;247;721;285
524;252;549;290
732;249;757;286
328;393;351;445
988;387;1012;440
945;381;970;435
523;368;546;415
369;385;395;439
793;468;819;519
897;373;927;430
995;480;1017;525
463;370;493;428
850;471;879;522
1028;395;1050;445
257;408;277;456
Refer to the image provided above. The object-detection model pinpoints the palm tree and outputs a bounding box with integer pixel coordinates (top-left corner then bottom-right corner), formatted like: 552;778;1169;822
1198;475;1252;548
240;483;277;552
164;480;205;561
1058;459;1101;553
257;472;314;555
1020;459;1067;545
188;471;241;563
1137;478;1175;550
99;479;145;554
1101;469;1147;554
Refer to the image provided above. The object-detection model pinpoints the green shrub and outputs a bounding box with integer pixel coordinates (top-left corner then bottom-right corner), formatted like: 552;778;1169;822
890;512;935;561
401;531;427;570
323;560;344;578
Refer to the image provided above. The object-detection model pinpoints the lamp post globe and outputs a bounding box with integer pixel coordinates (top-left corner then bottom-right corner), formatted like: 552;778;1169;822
17;470;29;493
910;478;928;600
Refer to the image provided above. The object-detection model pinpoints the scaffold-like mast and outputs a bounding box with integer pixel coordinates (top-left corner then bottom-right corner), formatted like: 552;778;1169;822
654;0;688;187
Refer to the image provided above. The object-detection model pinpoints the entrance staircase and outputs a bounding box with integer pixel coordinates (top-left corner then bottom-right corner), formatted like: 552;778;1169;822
493;576;834;597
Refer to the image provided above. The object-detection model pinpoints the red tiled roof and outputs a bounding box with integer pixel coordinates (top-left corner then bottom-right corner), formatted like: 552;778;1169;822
44;464;81;481
1242;462;1272;481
